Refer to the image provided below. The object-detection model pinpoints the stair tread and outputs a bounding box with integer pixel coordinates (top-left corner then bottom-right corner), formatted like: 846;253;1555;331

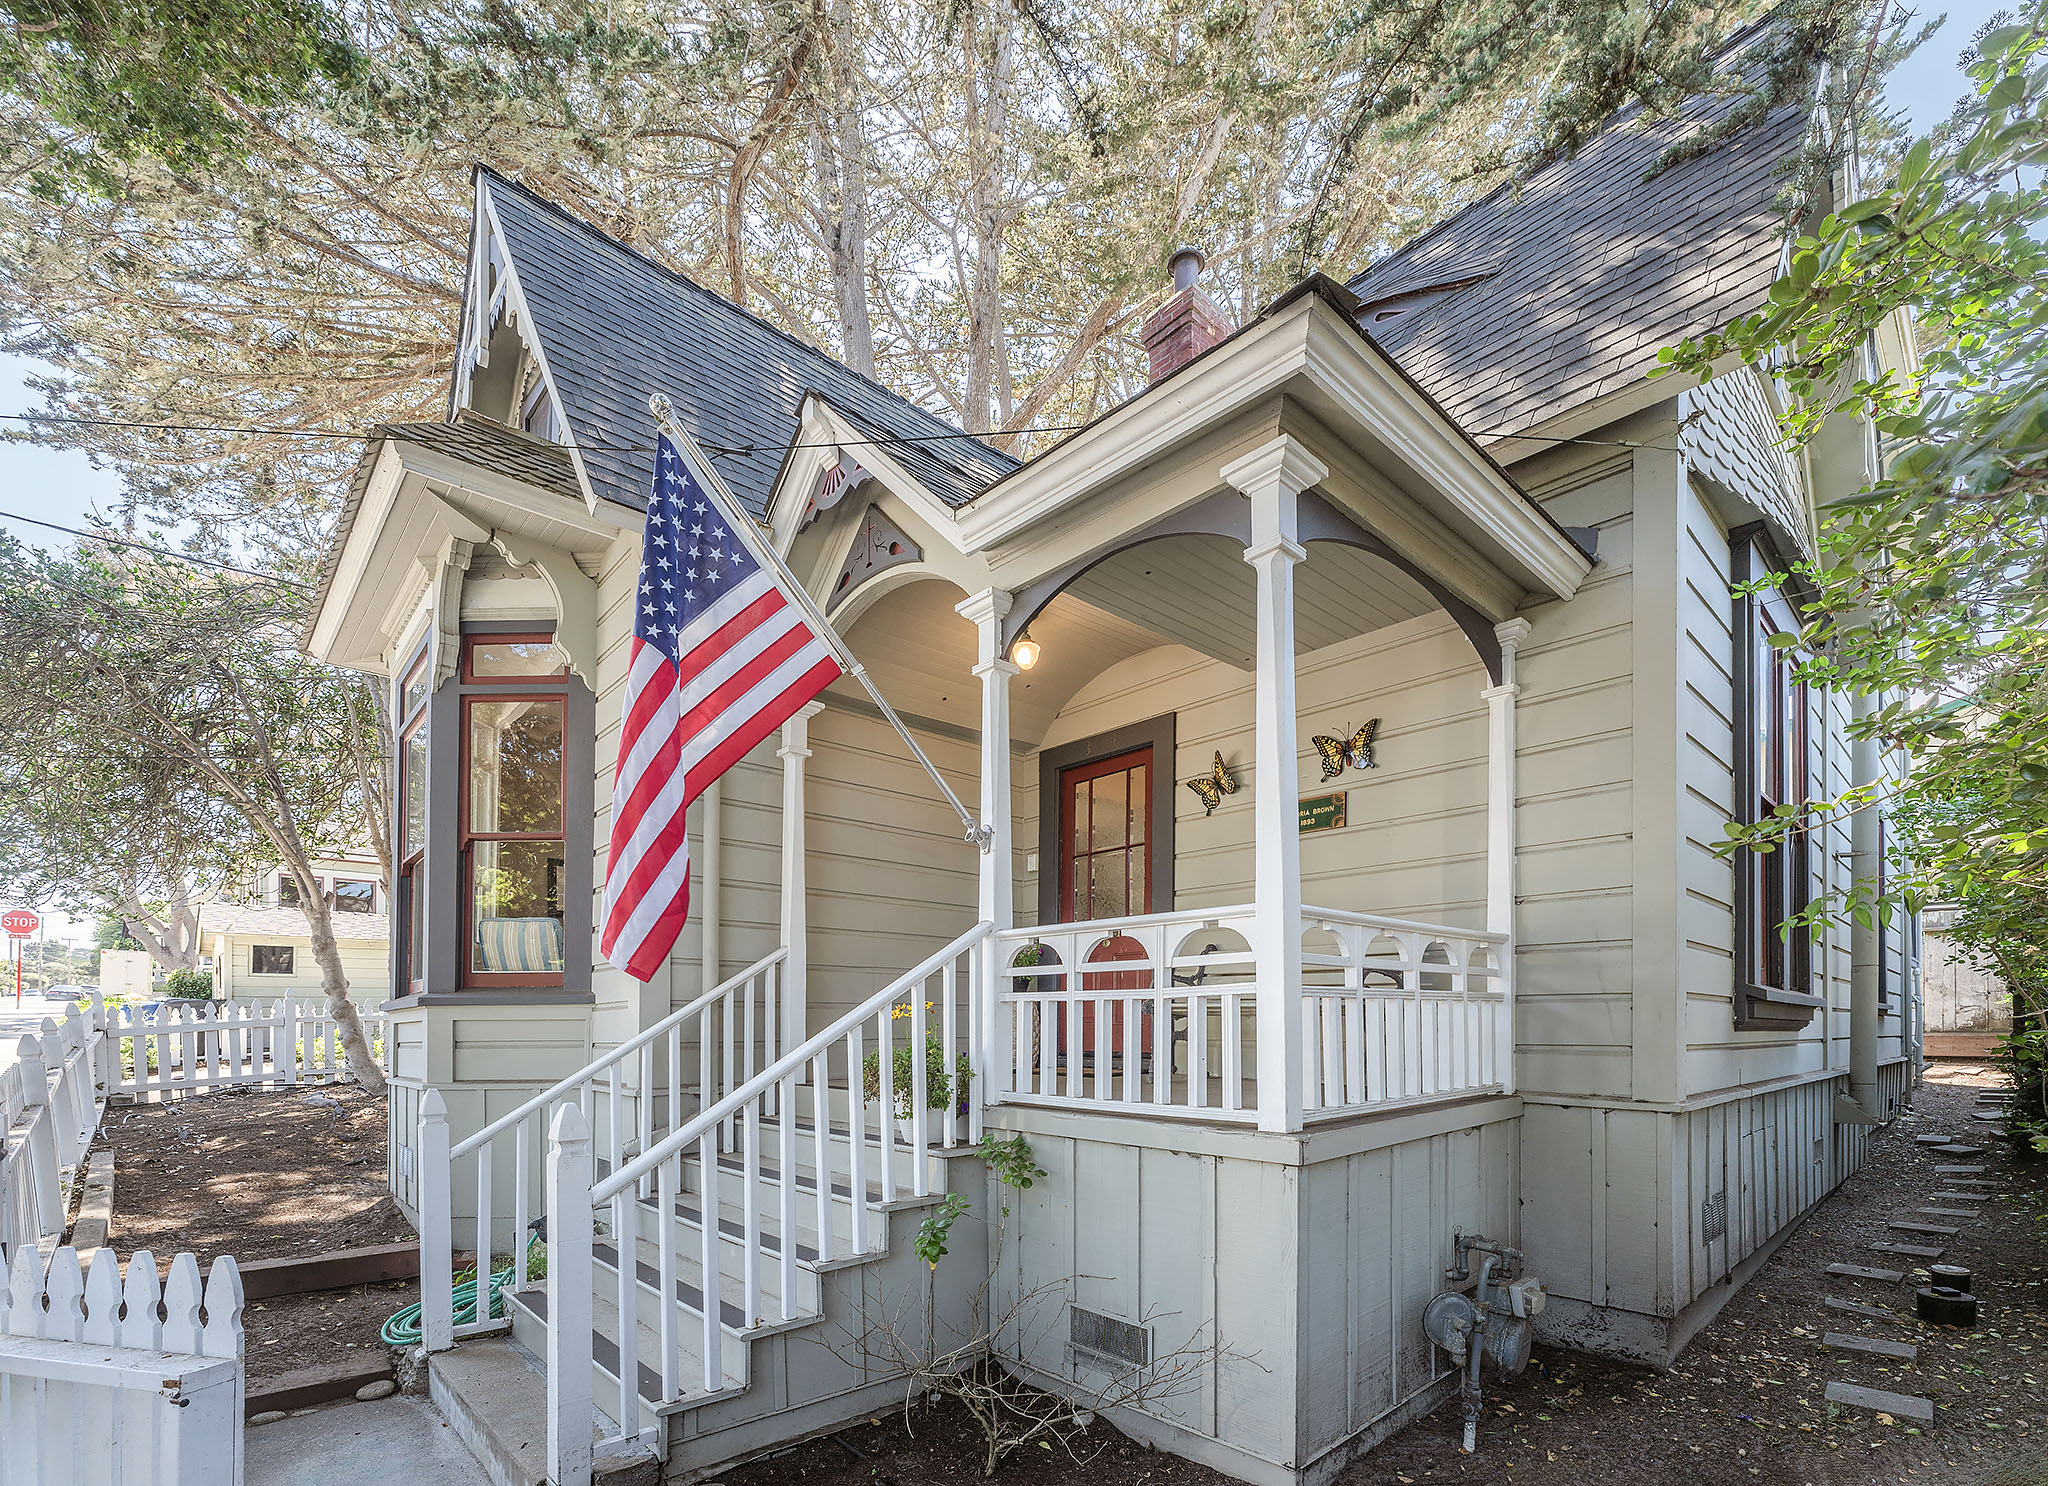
593;1242;754;1331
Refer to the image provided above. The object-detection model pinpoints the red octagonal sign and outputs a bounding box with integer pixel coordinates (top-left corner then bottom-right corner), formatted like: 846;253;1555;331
1;909;40;938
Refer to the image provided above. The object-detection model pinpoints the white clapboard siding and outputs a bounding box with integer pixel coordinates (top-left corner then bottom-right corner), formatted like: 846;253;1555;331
0;1246;244;1486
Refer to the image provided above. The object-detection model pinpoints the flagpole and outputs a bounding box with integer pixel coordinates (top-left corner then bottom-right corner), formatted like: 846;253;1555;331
648;394;993;852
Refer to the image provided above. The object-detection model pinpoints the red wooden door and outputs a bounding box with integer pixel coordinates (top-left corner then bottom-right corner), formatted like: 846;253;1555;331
1056;748;1154;1063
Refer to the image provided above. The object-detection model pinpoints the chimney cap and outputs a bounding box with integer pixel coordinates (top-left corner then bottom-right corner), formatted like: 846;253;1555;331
1169;246;1206;292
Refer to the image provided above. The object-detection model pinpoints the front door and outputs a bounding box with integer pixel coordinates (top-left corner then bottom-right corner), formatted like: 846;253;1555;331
1056;747;1154;1065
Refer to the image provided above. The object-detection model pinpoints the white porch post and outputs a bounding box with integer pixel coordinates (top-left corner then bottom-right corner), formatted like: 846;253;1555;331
778;701;825;1057
1225;436;1326;1134
957;588;1017;1119
1483;617;1531;1095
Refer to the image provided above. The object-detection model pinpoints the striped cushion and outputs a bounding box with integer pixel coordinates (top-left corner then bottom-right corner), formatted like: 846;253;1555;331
475;916;565;974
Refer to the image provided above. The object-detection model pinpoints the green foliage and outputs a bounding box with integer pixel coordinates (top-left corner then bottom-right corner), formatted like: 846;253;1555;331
914;1192;971;1267
0;0;362;201
861;1031;971;1117
161;968;213;1000
1666;4;2048;1069
912;1134;1045;1269
94;919;141;953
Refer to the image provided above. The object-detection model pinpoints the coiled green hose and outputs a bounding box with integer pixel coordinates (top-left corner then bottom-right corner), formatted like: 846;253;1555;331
382;1235;542;1347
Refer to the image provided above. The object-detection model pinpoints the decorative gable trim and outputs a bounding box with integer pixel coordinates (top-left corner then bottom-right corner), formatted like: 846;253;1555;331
826;505;923;615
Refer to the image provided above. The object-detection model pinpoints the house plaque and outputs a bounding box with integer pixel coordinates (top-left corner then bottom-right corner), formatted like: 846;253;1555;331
1299;792;1347;833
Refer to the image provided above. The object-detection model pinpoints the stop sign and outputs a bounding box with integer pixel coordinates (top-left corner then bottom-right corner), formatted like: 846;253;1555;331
1;909;39;937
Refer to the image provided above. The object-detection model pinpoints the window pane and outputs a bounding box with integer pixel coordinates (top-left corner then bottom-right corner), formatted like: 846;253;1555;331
1091;771;1128;850
251;945;294;975
333;878;377;914
403;662;428;718
277;874;302;908
403;725;428;857
469;700;564;835
471;841;566;974
470;641;566;679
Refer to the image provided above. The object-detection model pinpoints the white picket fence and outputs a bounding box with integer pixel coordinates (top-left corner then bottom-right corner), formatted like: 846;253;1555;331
109;997;389;1101
0;1245;244;1486
2;1000;109;1265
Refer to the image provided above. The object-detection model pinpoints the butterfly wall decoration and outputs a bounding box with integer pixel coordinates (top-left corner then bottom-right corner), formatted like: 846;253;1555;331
1312;719;1380;781
1184;751;1239;815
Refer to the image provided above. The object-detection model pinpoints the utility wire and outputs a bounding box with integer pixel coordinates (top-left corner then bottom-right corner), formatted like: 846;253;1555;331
0;509;312;591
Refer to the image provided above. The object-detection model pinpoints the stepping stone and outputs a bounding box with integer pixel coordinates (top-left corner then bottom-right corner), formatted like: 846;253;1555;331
1929;1192;1986;1202
1915;1133;1955;1145
1920;1207;1980;1219
1824;1333;1919;1362
1824;1381;1935;1424
1871;1242;1946;1259
1889;1220;1962;1237
1829;1263;1905;1283
1934;1144;1987;1157
1970;1112;2005;1122
1935;1165;1987;1176
1825;1297;1894;1321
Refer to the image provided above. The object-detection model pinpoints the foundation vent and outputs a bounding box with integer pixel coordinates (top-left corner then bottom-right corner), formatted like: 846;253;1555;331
1701;1188;1729;1244
1069;1306;1150;1370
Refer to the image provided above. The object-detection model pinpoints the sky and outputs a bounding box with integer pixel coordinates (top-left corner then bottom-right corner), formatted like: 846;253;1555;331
0;5;2010;946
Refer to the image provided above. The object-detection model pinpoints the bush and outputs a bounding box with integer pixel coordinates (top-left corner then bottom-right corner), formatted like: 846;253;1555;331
162;968;213;1000
861;1029;970;1117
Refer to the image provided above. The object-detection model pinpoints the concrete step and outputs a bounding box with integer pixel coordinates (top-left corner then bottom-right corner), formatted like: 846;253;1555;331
428;1336;659;1486
1823;1332;1917;1362
1824;1380;1934;1425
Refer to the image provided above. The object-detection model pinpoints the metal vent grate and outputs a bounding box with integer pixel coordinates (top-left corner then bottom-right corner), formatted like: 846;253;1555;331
1701;1188;1728;1244
1069;1306;1150;1369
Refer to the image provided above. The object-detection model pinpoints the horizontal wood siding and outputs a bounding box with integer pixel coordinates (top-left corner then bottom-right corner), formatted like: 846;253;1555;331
219;935;389;1005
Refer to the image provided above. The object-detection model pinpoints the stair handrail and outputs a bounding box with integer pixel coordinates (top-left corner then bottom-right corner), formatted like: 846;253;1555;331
450;946;787;1161
590;922;993;1207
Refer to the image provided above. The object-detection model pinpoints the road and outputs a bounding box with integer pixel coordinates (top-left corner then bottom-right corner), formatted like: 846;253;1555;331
0;996;82;1075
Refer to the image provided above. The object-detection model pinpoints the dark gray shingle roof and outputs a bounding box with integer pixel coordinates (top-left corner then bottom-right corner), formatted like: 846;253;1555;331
1344;44;1810;439
482;171;1018;516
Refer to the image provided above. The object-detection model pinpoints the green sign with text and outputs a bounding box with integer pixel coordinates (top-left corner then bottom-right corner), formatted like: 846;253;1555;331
1298;792;1347;833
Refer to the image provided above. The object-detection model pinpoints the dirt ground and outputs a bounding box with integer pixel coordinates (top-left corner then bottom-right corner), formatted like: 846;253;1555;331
99;1084;415;1385
728;1067;2047;1486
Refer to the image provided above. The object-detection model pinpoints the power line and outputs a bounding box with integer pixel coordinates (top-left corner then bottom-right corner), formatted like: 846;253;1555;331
0;510;311;591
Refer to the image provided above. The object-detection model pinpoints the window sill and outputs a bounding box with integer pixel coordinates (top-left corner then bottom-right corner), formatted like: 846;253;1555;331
379;988;596;1011
1734;982;1823;1030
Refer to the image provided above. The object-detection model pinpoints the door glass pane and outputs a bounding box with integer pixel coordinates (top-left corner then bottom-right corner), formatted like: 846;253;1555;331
1126;764;1147;847
469;641;567;679
471;841;566;973
1091;771;1128;850
1089;854;1128;918
468;699;564;835
1129;843;1148;915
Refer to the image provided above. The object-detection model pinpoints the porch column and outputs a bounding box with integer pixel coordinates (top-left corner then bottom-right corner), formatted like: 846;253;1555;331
1483;618;1531;1096
1225;436;1326;1134
778;701;825;1056
957;587;1017;1116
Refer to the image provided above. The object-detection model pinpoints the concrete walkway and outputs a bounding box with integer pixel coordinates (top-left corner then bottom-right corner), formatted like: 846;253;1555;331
246;1392;492;1486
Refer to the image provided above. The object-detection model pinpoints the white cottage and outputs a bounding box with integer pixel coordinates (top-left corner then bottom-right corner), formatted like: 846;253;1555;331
304;33;1922;1486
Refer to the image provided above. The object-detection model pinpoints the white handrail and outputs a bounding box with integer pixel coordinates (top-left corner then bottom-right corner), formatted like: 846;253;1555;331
1299;904;1508;944
593;923;992;1207
449;948;786;1161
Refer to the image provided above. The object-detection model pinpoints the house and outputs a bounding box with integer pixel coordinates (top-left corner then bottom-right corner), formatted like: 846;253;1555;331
202;850;391;1005
302;28;1923;1486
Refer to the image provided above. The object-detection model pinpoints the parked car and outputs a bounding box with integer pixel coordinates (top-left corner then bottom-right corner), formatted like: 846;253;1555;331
41;983;88;1002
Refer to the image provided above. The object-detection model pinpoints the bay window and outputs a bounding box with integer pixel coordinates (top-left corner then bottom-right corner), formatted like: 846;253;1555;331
1731;526;1823;1028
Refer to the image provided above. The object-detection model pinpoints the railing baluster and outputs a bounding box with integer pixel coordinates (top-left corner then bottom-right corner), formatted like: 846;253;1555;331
875;1006;895;1203
638;1042;654;1199
666;1026;681;1153
613;1185;637;1434
608;1064;623;1183
741;1099;762;1327
778;1069;798;1320
811;1050;833;1265
514;1118;531;1279
657;1157;678;1404
909;978;929;1198
476;1138;494;1316
941;958;959;1148
846;1025;869;1255
698;1127;722;1392
722;990;736;1147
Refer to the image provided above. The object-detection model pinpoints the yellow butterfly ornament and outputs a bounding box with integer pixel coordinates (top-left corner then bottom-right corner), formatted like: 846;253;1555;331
1312;720;1380;781
1184;751;1239;816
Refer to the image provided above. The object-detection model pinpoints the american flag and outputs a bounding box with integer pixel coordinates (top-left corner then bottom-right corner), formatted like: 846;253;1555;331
600;431;842;980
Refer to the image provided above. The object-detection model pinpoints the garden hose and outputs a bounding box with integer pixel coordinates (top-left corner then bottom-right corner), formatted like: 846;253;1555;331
381;1233;542;1347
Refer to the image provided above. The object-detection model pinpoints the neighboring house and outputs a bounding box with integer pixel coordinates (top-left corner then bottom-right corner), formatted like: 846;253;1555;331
203;851;391;1005
303;27;1922;1486
1920;905;2010;1058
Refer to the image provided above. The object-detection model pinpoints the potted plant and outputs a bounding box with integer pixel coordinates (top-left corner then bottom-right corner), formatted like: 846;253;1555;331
1010;940;1050;995
862;1025;972;1143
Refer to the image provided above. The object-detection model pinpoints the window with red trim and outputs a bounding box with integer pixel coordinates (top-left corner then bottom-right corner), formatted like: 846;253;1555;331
461;634;567;985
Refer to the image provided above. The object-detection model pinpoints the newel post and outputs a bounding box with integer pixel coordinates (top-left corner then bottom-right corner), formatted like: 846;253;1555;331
418;1089;454;1353
1226;435;1326;1134
957;587;1018;1120
1483;617;1531;1095
546;1103;596;1486
778;701;825;1059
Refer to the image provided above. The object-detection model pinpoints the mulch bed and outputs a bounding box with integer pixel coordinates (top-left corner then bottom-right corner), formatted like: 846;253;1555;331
97;1084;415;1387
726;1068;2047;1486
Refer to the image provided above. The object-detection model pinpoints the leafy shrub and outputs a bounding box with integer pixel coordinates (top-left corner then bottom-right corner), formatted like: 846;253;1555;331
162;968;214;1000
861;1030;969;1117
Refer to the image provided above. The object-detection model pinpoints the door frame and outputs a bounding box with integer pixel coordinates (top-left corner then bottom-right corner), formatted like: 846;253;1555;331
1036;713;1176;926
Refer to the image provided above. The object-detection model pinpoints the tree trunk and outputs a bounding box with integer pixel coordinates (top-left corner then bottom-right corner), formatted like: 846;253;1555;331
121;888;202;971
960;0;1013;434
812;0;875;376
297;869;386;1095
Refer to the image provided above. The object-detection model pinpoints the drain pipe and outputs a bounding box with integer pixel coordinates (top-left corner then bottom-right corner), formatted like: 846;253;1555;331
1847;692;1880;1119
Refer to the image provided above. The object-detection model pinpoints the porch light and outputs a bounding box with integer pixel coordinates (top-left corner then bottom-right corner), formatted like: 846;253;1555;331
1011;628;1041;670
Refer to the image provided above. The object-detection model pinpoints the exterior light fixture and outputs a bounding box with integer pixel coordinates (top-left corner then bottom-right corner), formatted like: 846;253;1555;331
1011;629;1041;670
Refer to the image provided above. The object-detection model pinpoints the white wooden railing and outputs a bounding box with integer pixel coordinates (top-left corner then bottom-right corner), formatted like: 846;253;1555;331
993;905;1511;1126
417;950;786;1351
107;997;389;1100
0;1246;244;1485
540;924;992;1484
2;1000;109;1265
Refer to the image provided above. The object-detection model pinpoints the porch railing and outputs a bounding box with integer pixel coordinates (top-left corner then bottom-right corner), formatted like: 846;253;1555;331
417;948;785;1350
992;905;1510;1126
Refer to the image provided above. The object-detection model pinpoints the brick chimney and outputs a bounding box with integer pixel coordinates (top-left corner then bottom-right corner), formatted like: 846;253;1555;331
1140;247;1232;382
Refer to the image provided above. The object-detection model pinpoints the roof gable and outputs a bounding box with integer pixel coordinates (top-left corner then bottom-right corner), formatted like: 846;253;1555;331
475;171;1017;517
1345;42;1812;439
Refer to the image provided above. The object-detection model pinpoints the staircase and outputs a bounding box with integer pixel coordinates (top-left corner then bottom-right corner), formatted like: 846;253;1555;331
416;925;996;1486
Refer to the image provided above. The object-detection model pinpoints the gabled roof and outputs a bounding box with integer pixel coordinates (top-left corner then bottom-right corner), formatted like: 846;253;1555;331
200;904;389;942
479;170;1018;517
1344;30;1812;439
